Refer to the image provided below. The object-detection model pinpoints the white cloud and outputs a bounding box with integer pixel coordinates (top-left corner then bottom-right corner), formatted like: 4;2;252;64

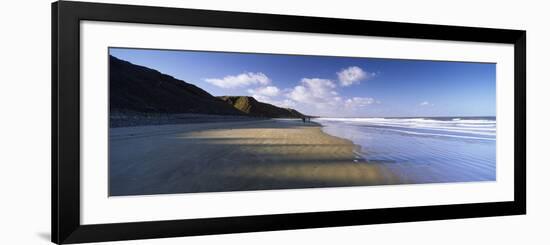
419;101;432;106
282;99;297;107
251;95;296;109
251;94;271;102
287;78;340;107
344;97;376;109
286;78;380;115
248;86;291;108
204;72;270;88
337;66;370;86
247;86;280;97
273;99;297;108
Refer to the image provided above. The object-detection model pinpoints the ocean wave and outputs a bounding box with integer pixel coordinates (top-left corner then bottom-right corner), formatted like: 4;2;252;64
318;117;495;124
312;117;496;181
380;128;496;141
316;117;496;138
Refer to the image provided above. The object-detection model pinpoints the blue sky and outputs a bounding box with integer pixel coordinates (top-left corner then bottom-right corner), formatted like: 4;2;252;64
110;47;496;117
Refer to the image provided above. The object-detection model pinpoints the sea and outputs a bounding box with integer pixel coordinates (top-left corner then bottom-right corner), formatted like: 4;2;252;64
314;117;496;182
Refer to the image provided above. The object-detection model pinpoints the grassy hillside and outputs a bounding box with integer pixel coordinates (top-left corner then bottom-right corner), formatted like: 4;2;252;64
219;96;305;118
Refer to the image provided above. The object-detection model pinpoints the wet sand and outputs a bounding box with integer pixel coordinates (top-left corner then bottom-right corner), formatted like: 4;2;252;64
109;119;404;196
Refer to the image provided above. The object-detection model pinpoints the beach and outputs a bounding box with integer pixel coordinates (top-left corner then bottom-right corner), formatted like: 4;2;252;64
109;119;403;196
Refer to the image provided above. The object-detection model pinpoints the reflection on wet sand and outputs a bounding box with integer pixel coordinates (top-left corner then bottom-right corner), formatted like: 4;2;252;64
109;119;406;196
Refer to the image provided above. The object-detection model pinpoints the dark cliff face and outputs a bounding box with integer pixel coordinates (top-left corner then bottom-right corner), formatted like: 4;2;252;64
109;55;244;115
218;96;305;118
109;55;306;118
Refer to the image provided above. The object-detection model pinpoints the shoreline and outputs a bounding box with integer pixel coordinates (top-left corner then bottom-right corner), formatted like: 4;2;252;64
314;117;496;183
109;119;403;196
109;112;269;128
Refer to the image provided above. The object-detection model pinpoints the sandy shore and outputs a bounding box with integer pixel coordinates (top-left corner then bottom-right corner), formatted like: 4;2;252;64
109;119;404;196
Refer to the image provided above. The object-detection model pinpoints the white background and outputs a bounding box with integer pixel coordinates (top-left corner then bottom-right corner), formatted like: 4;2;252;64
0;0;548;244
81;21;515;224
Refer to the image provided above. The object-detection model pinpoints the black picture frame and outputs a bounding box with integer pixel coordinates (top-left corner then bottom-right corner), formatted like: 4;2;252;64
52;1;526;244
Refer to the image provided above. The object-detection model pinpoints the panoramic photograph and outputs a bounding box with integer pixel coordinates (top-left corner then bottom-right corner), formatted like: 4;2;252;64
108;47;496;196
